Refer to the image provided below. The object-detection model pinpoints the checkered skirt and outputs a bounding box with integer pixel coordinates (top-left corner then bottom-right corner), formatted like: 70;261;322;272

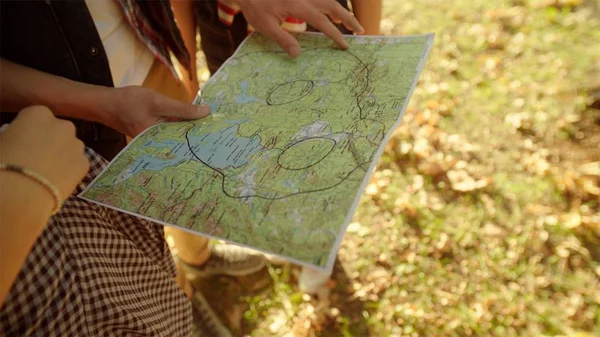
0;148;191;336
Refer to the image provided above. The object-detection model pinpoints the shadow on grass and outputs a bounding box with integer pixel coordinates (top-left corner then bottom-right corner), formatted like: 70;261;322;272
191;267;272;336
189;256;370;337
321;257;370;337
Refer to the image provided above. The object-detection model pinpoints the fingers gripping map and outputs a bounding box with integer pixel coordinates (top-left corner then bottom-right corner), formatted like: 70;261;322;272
80;32;434;271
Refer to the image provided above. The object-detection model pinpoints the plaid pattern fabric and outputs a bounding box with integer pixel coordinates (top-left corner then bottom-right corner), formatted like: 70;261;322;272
217;0;307;33
0;148;191;336
116;0;191;80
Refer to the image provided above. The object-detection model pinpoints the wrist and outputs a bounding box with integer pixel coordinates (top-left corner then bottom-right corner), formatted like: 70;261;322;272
0;170;54;219
59;82;118;126
81;85;120;127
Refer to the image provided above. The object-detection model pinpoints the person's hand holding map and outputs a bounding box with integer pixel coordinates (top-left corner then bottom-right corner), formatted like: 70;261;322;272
104;86;211;137
236;0;364;58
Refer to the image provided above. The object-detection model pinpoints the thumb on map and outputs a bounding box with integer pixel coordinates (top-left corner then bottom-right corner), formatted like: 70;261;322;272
155;96;211;120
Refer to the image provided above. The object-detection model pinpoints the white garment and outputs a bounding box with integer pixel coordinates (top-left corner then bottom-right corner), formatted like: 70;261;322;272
85;0;154;87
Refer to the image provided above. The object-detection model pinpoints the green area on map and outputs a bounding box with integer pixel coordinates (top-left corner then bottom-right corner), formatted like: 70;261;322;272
80;32;433;269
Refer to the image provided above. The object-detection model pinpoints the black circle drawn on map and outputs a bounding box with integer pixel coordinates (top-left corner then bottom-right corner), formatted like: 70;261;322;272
277;137;336;171
266;80;315;106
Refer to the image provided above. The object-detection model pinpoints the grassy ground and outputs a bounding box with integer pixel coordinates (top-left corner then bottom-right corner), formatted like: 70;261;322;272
191;0;600;336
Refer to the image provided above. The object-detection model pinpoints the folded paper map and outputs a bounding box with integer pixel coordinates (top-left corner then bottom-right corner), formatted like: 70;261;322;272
80;32;434;272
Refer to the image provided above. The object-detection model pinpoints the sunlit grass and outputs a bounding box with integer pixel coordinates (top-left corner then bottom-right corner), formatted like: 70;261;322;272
194;0;600;336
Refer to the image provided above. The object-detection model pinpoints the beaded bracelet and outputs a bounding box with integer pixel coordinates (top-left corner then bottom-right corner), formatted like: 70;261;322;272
0;163;62;215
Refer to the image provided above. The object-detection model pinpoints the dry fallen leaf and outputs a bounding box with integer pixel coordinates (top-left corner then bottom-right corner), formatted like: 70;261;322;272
365;183;379;196
269;314;288;334
292;317;312;337
561;212;582;229
482;223;506;237
578;161;600;176
447;169;490;192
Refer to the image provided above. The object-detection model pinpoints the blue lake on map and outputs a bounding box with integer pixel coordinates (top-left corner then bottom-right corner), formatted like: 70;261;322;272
205;80;260;112
125;122;263;177
234;80;261;104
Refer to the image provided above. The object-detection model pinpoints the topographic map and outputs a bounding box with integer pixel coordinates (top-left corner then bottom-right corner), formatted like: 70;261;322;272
80;32;434;271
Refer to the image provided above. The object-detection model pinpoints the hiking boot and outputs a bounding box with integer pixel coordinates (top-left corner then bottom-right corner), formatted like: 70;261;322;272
181;244;266;278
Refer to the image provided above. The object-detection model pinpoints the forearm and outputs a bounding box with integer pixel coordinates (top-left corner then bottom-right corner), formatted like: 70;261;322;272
0;58;115;125
0;172;53;304
351;0;382;35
